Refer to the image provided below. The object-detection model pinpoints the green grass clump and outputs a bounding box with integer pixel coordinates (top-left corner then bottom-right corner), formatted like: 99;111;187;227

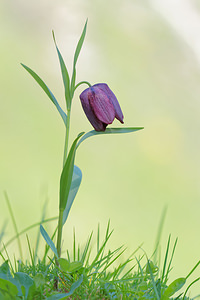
0;216;200;299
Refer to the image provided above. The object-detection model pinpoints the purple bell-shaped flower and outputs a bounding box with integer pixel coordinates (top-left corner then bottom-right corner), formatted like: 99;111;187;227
79;83;124;131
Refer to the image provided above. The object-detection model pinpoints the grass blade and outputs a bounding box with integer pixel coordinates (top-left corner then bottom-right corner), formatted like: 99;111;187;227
164;237;178;284
2;216;57;252
0;222;7;244
183;277;200;299
26;235;34;268
153;205;167;265
161;234;171;283
89;231;113;272
186;259;200;279
4;192;23;260
73;228;76;261
80;231;93;264
34;201;47;264
2;243;14;274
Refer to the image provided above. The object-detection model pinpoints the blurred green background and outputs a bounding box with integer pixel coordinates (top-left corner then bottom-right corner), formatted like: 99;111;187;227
1;0;200;296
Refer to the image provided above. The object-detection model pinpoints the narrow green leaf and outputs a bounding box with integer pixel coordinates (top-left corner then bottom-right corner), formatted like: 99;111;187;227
52;31;71;110
60;133;84;211
0;221;6;243
80;232;93;264
26;235;34;267
161;234;171;283
47;275;83;300
40;225;58;258
182;277;200;299
153;205;167;266
161;278;186;299
88;230;113;272
164;237;178;284
21;63;67;125
34;202;47;265
186;259;200;279
62;165;82;225
77;127;144;147
74;20;88;67
71;20;88;94
2;216;58;252
4;192;23;260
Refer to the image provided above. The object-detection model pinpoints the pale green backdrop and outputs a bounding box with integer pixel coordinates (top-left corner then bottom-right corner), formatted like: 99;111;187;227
1;0;200;296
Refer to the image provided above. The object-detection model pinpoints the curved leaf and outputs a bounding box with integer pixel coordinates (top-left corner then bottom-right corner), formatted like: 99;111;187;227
77;127;144;148
161;277;186;299
40;225;58;258
21;64;67;125
62;165;82;225
60;133;84;211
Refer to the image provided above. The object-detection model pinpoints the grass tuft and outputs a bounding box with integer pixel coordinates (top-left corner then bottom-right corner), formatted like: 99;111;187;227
0;217;200;299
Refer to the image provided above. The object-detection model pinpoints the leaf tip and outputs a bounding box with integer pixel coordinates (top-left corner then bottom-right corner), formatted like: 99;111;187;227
52;30;56;45
84;19;88;32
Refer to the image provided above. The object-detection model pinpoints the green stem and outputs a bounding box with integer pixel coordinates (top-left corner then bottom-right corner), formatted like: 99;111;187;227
56;80;89;262
63;108;71;166
56;106;71;261
56;208;64;258
74;80;91;93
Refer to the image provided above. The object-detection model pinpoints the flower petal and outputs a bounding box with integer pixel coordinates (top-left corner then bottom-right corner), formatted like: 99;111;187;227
88;87;115;124
94;83;124;123
80;88;107;131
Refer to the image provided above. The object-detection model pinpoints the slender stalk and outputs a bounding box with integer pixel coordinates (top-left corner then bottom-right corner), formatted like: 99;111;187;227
56;105;71;261
55;79;90;287
74;80;91;93
55;103;71;289
56;208;64;258
63;108;71;166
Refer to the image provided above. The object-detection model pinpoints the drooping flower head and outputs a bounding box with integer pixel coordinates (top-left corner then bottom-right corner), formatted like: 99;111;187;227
79;83;124;131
